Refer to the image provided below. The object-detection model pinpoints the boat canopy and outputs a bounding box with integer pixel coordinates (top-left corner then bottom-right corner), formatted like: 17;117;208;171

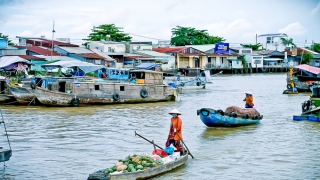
294;64;320;75
41;60;105;73
0;56;34;70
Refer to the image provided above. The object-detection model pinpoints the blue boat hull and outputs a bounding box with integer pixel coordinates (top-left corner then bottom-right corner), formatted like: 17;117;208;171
197;108;261;127
293;115;320;122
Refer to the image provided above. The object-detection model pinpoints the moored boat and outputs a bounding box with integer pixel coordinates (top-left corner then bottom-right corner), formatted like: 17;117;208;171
197;106;263;127
87;150;188;180
33;70;176;107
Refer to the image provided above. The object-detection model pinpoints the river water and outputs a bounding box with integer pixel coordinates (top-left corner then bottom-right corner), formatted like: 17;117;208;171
0;73;320;180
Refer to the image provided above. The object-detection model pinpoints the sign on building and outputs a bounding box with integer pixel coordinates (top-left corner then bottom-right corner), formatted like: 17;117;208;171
214;43;230;54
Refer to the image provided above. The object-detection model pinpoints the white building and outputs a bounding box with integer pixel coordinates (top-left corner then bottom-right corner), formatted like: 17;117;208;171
257;33;288;51
245;54;264;68
89;41;126;53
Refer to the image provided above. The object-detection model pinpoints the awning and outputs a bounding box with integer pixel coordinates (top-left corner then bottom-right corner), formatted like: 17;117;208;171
294;64;320;75
135;63;160;69
41;60;105;73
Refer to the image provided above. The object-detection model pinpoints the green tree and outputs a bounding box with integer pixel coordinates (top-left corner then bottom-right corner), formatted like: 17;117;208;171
83;24;132;47
170;26;225;46
240;43;263;51
0;33;14;46
310;42;320;53
301;52;314;64
280;37;296;47
237;55;247;68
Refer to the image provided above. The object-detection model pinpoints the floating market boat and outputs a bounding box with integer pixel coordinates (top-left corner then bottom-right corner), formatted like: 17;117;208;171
87;150;188;180
197;106;263;127
293;84;320;122
33;70;176;107
289;64;320;92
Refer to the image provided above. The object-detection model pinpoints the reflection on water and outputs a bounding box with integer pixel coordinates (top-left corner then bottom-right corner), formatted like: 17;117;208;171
0;73;320;179
201;125;259;140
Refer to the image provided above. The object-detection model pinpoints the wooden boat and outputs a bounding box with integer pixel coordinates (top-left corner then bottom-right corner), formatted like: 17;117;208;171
0;109;12;163
87;150;188;180
0;79;16;103
9;83;35;105
197;107;263;127
33;70;176;107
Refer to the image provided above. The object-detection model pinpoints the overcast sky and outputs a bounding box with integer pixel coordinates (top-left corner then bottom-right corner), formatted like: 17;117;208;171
0;0;319;46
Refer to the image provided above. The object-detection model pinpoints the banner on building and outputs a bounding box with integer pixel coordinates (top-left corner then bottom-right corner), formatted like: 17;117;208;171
214;43;230;54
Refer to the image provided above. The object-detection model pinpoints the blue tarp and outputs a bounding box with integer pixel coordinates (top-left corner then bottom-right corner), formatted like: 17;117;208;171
41;60;104;74
135;63;160;69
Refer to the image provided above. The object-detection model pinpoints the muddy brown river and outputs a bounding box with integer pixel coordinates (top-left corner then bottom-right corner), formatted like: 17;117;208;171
0;73;319;180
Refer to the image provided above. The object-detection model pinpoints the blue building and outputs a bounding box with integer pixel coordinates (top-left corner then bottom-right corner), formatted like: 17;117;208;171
0;38;7;49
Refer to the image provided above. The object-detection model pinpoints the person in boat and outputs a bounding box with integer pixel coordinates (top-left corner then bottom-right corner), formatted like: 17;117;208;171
243;91;254;108
166;108;182;153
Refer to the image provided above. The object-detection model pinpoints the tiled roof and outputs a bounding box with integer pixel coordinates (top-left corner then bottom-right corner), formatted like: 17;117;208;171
25;38;78;47
15;46;60;56
152;47;188;53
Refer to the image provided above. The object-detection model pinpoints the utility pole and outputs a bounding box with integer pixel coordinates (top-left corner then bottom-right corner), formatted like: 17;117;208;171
51;20;55;61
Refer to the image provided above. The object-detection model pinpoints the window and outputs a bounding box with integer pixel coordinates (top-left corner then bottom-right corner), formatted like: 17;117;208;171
254;60;261;64
242;50;251;53
108;47;112;52
120;86;125;91
267;37;274;44
95;85;100;90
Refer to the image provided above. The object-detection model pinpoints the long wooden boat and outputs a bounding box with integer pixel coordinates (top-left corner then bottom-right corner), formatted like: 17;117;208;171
33;70;176;107
10;85;35;104
197;108;262;127
87;150;188;180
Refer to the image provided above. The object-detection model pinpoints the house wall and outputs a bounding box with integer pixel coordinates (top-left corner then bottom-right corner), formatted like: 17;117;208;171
245;54;263;68
257;36;286;51
231;60;243;68
0;49;26;56
0;39;7;49
90;42;125;53
30;60;47;71
129;44;152;53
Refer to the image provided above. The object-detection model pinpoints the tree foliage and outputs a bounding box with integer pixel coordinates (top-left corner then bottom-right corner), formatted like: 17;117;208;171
0;33;14;46
310;42;320;53
237;55;247;68
170;26;225;46
280;37;296;47
240;43;263;51
83;24;132;46
302;52;314;64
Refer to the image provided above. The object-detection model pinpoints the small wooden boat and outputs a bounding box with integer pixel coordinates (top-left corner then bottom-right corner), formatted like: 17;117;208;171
87;150;188;180
197;107;263;127
0;109;12;163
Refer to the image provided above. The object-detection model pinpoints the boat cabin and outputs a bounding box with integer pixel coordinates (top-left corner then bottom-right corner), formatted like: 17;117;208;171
129;70;163;85
105;68;130;80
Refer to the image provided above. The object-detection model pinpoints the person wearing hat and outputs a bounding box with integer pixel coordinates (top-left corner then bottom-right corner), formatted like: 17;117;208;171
165;108;182;152
243;91;254;108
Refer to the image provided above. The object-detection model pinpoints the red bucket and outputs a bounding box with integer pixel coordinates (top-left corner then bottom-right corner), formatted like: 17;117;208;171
152;149;168;158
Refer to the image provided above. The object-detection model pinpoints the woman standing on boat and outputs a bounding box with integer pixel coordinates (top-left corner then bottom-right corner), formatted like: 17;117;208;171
166;109;182;152
243;91;254;108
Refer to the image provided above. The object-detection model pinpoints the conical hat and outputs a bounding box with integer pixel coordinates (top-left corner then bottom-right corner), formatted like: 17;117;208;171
169;108;181;115
245;91;252;95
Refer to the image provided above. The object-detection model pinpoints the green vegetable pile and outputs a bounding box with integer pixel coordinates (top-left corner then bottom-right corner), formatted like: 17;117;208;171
104;154;163;175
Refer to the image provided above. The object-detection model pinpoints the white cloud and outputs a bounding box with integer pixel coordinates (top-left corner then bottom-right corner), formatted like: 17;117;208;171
206;19;254;42
278;22;307;36
311;1;320;14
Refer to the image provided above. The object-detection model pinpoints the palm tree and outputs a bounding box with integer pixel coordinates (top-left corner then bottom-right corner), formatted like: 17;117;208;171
280;37;296;48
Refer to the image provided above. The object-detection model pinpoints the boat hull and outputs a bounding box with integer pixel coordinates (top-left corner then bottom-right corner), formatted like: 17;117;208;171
10;86;36;104
88;151;188;180
0;149;12;162
34;83;176;107
197;108;261;127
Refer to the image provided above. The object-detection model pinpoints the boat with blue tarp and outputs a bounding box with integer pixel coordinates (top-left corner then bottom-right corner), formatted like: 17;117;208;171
197;106;263;127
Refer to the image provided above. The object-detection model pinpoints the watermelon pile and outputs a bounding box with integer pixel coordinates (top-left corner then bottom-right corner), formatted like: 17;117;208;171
104;154;163;175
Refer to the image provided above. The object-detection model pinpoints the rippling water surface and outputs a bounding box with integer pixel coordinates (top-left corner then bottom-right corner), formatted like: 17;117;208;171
0;73;320;180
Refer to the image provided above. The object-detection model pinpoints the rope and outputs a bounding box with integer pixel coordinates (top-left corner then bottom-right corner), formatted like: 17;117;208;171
0;109;11;150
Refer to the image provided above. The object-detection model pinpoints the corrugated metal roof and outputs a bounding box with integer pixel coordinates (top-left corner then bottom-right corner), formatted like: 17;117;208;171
58;47;93;54
90;49;116;61
185;44;215;52
76;53;106;59
135;50;171;57
18;55;45;60
206;53;238;57
34;55;77;61
257;33;287;37
153;47;188;53
15;46;60;56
